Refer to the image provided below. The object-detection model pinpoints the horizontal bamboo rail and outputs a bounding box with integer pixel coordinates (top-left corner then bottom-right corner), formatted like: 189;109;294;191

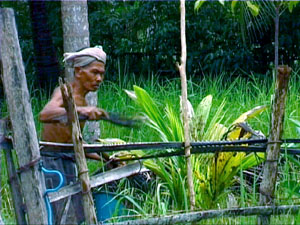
105;205;300;225
48;162;147;203
39;139;300;154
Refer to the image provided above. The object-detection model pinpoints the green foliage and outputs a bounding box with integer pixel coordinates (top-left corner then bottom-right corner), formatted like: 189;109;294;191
194;105;266;209
125;85;187;209
288;1;300;13
3;0;300;86
125;85;266;210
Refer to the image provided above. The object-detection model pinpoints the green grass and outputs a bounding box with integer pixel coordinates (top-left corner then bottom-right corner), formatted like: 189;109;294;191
2;70;300;223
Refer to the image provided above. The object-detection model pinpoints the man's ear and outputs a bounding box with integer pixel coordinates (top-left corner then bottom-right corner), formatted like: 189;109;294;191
74;67;81;78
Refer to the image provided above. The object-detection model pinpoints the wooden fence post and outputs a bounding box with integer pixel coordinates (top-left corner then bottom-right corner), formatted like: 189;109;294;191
0;119;27;225
258;65;291;225
178;0;195;210
59;79;98;224
0;8;48;224
4;147;27;225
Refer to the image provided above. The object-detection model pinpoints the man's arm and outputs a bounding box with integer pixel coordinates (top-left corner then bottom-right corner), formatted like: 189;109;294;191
39;88;67;122
39;88;108;122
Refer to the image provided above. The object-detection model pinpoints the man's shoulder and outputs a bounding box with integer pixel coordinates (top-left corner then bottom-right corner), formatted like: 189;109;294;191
52;87;62;97
48;87;63;103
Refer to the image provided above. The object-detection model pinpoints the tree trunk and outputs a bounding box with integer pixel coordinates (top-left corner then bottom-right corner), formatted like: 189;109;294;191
61;0;100;142
258;66;291;225
0;8;48;224
178;0;195;210
29;0;60;90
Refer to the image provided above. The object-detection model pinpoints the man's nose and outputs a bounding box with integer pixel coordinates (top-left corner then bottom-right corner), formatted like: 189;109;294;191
96;74;103;82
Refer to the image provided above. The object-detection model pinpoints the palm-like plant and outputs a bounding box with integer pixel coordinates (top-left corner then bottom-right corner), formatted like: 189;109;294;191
125;85;266;210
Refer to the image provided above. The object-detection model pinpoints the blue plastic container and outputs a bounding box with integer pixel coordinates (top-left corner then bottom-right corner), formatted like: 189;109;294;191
94;192;125;223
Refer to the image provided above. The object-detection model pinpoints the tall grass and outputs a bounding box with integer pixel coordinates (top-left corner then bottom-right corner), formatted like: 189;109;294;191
98;71;300;141
1;70;300;223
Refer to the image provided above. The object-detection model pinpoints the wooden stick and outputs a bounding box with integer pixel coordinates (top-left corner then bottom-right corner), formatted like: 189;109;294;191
48;162;147;203
258;66;291;225
178;0;195;210
0;8;47;224
59;79;98;225
105;205;300;225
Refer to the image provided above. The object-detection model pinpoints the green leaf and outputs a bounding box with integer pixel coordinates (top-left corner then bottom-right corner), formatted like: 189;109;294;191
288;1;299;13
231;1;238;14
287;155;300;169
218;0;225;6
124;89;137;101
246;1;260;17
165;104;184;141
283;180;300;197
290;118;300;128
241;153;264;170
195;0;206;11
202;99;227;141
192;95;213;140
232;105;267;125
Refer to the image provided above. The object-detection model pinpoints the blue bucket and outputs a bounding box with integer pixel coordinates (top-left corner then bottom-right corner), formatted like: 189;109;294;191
94;192;126;223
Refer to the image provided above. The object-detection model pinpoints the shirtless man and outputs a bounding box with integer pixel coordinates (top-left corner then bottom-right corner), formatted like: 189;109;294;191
39;46;108;224
40;46;108;157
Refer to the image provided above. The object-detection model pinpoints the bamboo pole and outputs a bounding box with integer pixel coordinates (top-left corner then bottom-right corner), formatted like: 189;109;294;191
0;8;48;224
258;66;291;225
105;205;300;225
59;79;98;224
178;0;195;210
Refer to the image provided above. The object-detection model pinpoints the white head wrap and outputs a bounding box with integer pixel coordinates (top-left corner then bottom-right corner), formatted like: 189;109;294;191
63;46;106;68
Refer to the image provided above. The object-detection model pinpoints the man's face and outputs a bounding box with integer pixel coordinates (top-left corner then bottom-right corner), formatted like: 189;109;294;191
76;61;105;92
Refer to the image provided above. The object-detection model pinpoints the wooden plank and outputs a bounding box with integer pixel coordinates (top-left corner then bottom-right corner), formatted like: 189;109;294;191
258;66;291;225
0;8;47;224
105;205;300;225
59;80;98;224
48;162;147;203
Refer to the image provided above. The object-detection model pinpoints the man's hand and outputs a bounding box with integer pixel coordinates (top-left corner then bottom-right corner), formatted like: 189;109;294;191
77;106;109;120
